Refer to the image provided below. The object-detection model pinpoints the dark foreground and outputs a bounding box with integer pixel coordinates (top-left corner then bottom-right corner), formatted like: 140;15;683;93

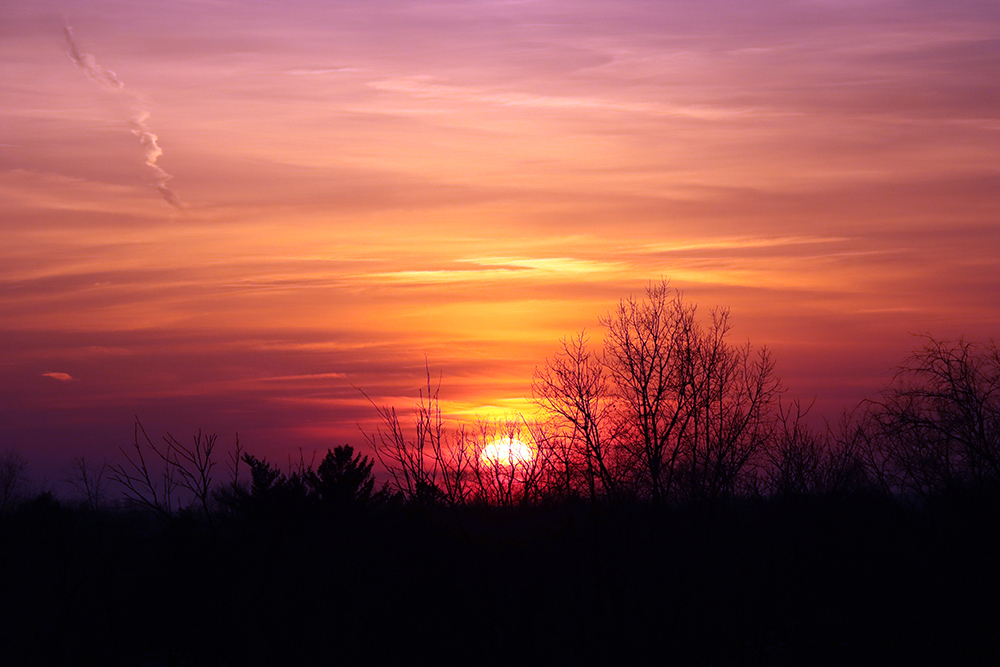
2;492;999;666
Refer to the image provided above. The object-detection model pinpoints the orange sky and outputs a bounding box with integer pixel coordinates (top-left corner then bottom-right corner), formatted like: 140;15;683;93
2;0;998;485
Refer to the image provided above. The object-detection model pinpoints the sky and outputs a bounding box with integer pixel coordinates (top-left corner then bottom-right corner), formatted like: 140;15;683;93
2;0;998;489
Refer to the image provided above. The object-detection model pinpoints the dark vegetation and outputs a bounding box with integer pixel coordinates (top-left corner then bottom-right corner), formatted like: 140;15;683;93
2;281;999;666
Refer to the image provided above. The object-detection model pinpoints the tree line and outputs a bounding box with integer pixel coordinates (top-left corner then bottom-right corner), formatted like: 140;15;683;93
1;279;997;514
370;280;1000;509
1;279;998;515
1;279;999;665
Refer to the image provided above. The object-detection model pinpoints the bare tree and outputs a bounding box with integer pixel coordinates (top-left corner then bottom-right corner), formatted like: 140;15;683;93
371;281;785;507
763;400;868;497
166;430;219;530
112;417;232;525
363;368;472;505
223;432;244;497
112;419;178;520
861;335;1000;500
0;448;29;514
466;417;553;506
825;408;873;495
678;308;782;503
530;280;786;505
532;331;622;501
600;280;700;503
68;456;111;511
364;371;562;507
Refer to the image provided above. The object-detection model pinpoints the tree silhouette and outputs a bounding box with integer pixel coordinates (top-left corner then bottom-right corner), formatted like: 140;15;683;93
229;445;385;519
674;306;781;503
67;456;111;511
309;445;384;511
763;400;869;497
533;330;623;502
600;280;699;502
862;335;1000;500
533;280;781;504
0;448;28;514
111;418;238;531
363;368;463;505
230;452;310;518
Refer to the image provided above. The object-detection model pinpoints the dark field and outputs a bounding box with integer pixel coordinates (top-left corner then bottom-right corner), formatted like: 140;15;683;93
2;488;999;666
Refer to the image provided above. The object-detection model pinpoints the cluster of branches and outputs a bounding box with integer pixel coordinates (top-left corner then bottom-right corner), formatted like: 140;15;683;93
363;375;553;507
535;280;784;504
103;417;386;522
858;335;1000;501
747;335;999;505
0;448;29;515
369;281;790;506
369;281;1000;508
109;419;243;529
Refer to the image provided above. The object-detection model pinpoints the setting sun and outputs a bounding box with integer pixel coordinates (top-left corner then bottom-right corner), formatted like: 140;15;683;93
480;437;536;468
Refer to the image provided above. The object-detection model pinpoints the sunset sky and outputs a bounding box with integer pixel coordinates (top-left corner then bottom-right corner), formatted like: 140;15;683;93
3;0;998;487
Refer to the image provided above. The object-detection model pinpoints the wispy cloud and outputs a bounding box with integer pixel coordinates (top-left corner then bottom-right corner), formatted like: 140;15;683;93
63;25;182;209
639;235;850;254
460;256;627;275
369;76;747;119
359;256;626;287
42;372;74;382
287;67;362;75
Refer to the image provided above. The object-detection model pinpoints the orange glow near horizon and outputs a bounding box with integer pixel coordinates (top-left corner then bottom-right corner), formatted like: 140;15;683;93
2;0;999;484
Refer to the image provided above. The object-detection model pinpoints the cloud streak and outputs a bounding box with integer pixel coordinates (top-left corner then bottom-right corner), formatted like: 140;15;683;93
63;25;182;209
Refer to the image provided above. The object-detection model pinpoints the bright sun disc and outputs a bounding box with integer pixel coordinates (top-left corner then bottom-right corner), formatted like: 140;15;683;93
480;437;535;467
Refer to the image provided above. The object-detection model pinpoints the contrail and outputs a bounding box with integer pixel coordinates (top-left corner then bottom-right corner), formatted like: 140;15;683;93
64;25;182;210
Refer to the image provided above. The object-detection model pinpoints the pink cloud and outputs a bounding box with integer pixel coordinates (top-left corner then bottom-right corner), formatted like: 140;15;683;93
42;372;75;382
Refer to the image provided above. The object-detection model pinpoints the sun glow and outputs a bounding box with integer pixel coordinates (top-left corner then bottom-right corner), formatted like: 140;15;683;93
480;437;535;468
